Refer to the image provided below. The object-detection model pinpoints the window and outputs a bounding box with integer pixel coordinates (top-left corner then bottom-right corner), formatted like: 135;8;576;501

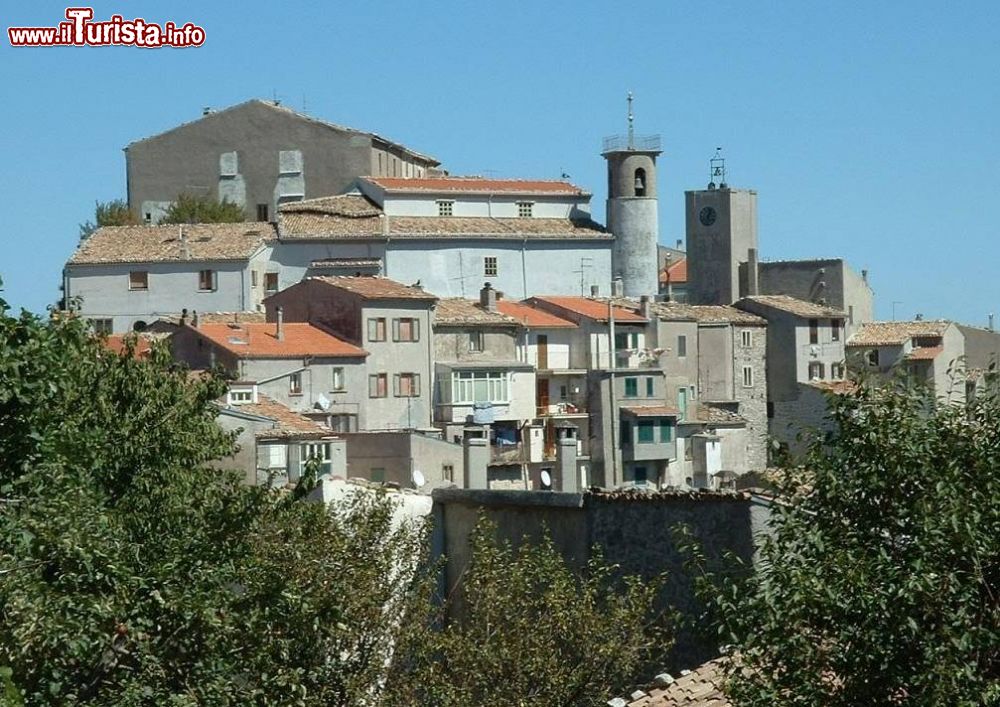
229;389;253;405
659;419;673;443
144;212;152;223
129;271;148;291
256;203;269;222
624;377;638;397
831;362;845;379
809;319;819;344
616;332;639;351
329;414;357;433
742;365;754;387
451;370;508;403
808;361;825;380
394;373;421;397
251;270;259;287
637;420;655;443
866;349;880;367
304;442;332;474
831;319;842;341
741;329;753;347
89;318;113;335
332;367;344;391
198;269;216;292
437;200;454;217
442;463;454;482
517;201;533;218
677;335;687;357
289;372;303;395
767;401;775;419
367;318;387;342
484;256;498;277
645;377;655;397
468;331;484;352
369;373;388;398
633;466;648;485
393;317;420;342
264;272;279;293
620;420;631;446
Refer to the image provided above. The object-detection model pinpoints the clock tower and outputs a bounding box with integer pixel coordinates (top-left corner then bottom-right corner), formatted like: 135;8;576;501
603;92;661;297
686;150;759;305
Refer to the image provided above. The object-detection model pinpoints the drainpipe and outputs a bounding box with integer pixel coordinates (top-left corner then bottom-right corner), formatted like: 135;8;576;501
521;236;528;300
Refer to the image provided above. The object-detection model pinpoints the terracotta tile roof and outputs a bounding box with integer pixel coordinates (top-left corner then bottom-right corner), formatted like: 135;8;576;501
386;215;608;239
102;334;154;359
647;301;766;325
905;345;943;361
846;320;951;347
738;295;846;319
309;257;382;269
804;379;858;394
434;298;519;327
69;223;273;264
193;322;367;359
529;296;647;323
496;300;578;328
693;404;747;425
621;405;681;417
227;395;334;440
128;99;439;166
362;176;589;196
307;275;437;301
659;257;688;285
279;194;384;238
626;658;729;706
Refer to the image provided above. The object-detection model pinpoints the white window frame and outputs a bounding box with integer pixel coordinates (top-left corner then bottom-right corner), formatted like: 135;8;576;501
228;388;255;405
332;367;345;392
741;329;752;347
198;269;217;292
469;331;484;352
451;370;509;404
437;200;454;217
484;256;498;277
289;372;303;395
517;201;533;218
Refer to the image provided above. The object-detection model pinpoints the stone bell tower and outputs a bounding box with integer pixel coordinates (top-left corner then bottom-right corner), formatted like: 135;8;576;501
603;92;661;297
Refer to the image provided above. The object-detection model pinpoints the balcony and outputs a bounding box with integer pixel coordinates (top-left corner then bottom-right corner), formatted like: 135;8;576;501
614;350;662;370
536;392;587;417
490;441;525;465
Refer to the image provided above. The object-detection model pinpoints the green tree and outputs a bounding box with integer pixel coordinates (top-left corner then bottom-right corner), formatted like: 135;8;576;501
0;294;430;705
78;199;138;241
698;380;999;706
388;519;668;707
160;193;245;224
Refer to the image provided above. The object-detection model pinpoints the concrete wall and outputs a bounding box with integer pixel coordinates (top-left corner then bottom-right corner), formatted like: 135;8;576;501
686;188;758;305
342;431;463;487
67;256;264;334
126;101;433;222
758;259;874;336
520;328;586;370
432;488;761;670
433;326;518;363
609;198;660;297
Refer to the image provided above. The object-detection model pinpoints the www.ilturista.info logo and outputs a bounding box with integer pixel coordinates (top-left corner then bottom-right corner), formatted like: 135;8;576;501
8;8;205;47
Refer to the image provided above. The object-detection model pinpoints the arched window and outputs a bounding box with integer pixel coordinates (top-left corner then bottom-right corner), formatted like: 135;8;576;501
634;167;647;196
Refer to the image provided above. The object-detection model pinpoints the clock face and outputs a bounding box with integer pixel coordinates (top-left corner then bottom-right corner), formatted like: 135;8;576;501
699;206;717;227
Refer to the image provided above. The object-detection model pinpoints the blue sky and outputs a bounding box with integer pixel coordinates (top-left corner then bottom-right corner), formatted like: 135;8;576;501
1;1;998;323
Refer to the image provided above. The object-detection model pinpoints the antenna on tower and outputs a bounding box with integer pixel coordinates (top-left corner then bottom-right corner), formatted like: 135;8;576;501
627;91;635;149
708;147;726;189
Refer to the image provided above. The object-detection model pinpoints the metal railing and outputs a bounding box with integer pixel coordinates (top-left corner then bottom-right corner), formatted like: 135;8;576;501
602;134;662;153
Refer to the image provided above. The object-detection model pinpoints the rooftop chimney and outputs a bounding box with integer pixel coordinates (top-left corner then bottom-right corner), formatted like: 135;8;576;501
180;308;188;327
480;282;497;312
276;306;284;341
556;423;580;492
612;276;624;298
639;295;652;319
915;313;924;321
179;226;190;260
990;313;995;332
463;426;490;489
862;269;869;285
747;248;759;296
202;107;212;116
191;310;200;328
590;284;600;297
676;239;683;250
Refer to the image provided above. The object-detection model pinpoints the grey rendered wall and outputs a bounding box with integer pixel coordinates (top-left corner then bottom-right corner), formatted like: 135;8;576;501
343;432;463;487
270;241;389;291
758;259;874;336
431;489;760;670
212;411;271;485
433;327;518;363
67;260;253;333
686;189;758;305
127;101;374;221
957;324;1000;370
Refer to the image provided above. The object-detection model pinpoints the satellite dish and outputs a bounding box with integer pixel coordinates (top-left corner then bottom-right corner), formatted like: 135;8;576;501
411;469;426;488
540;469;552;488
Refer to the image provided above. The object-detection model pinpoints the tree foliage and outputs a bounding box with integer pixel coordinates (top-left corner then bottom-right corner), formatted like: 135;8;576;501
698;380;999;706
78;199;138;241
160;193;245;224
388;520;668;706
0;286;664;705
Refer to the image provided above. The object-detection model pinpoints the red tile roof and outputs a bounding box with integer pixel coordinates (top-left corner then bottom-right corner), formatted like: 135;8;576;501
905;345;943;361
496;300;578;328
193;323;367;359
229;395;335;440
530;296;647;323
659;257;688;285
363;176;589;196
102;334;154;359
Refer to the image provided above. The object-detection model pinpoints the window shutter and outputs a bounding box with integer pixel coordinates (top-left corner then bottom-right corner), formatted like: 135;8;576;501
413;318;420;341
413;374;421;397
392;319;400;342
393;374;400;396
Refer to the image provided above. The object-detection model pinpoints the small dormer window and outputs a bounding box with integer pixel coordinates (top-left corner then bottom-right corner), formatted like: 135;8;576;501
437;200;453;217
634;168;647;197
228;387;255;405
517;201;533;218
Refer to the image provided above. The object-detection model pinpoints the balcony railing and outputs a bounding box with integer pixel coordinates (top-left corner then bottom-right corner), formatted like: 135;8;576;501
602;134;662;153
491;442;525;465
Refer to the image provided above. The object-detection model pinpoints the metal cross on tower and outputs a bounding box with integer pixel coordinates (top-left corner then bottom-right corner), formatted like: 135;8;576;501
627;91;635;149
